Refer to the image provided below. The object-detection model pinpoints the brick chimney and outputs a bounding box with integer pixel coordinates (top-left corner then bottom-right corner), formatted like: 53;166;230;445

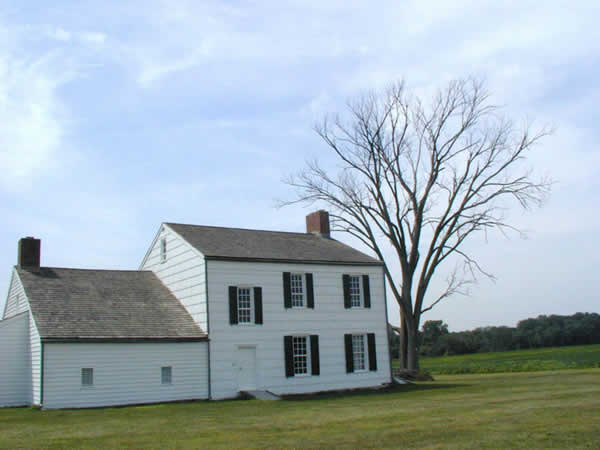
306;210;330;238
18;237;41;270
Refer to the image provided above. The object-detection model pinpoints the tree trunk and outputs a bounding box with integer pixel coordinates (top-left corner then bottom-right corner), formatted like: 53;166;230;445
398;313;408;369
406;322;420;371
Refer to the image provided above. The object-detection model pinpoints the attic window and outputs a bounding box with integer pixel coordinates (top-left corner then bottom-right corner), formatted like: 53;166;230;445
160;238;167;263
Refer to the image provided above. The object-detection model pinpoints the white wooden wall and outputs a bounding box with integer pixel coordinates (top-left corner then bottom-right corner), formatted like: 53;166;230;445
30;312;41;405
2;270;27;319
0;312;31;407
43;342;209;409
2;269;41;405
207;260;391;399
140;225;208;332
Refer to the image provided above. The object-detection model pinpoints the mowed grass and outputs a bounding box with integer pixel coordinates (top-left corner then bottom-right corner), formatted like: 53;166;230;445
1;370;599;448
419;344;600;375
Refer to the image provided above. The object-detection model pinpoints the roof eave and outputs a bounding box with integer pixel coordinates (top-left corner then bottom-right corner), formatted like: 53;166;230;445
204;255;384;266
41;336;209;343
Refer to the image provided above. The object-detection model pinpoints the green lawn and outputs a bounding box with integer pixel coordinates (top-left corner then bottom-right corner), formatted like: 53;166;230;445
1;369;599;448
419;344;600;375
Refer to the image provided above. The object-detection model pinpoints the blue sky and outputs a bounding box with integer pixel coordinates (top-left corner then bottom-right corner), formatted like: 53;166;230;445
1;1;598;331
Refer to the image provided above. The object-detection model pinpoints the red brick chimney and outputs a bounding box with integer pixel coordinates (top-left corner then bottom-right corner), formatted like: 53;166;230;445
18;237;41;270
306;210;330;238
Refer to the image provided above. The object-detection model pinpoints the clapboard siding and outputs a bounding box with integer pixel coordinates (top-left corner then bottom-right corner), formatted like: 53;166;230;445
3;270;27;319
0;312;31;407
30;312;41;405
43;342;209;409
140;224;208;332
207;260;391;399
2;270;40;405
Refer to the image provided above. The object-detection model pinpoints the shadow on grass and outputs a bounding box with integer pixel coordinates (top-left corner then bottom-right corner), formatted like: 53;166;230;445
282;382;470;402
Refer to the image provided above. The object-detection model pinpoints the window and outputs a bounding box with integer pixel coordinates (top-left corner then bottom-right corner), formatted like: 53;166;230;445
81;368;93;386
345;333;377;373
283;272;314;309
160;238;167;263
229;286;263;325
284;335;320;377
343;274;371;309
292;336;308;375
349;276;361;307
352;335;366;371
161;366;172;385
290;273;305;307
237;288;253;323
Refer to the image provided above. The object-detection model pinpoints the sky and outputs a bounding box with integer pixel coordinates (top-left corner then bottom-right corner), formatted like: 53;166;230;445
1;1;598;331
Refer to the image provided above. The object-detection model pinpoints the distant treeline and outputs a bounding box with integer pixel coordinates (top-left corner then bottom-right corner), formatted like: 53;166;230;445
390;312;600;358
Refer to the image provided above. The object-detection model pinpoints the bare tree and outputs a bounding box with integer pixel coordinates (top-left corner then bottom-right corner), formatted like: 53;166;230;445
283;78;552;370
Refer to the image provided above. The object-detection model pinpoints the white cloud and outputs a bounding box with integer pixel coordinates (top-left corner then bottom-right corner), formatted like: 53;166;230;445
0;52;65;190
50;27;71;41
0;19;107;191
137;43;212;88
80;31;106;45
44;26;106;46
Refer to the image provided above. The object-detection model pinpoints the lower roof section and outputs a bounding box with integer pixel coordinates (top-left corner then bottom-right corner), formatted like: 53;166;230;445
17;267;206;340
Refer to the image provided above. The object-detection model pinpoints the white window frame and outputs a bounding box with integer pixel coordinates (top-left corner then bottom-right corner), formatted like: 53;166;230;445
290;273;305;308
237;287;254;324
161;366;172;385
160;237;167;263
292;335;312;376
352;334;368;372
81;368;94;387
349;275;362;308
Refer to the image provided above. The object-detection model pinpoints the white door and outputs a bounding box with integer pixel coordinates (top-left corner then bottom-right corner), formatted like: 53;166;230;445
237;346;257;391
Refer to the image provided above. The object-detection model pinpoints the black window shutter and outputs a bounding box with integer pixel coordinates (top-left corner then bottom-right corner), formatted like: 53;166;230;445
283;272;292;308
343;275;351;309
344;334;354;373
254;287;263;324
363;275;371;308
368;333;377;371
306;273;314;309
310;335;320;375
229;286;238;325
284;336;294;377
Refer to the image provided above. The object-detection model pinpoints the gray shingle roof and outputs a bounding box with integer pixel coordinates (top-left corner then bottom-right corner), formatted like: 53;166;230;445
166;223;382;265
17;267;206;341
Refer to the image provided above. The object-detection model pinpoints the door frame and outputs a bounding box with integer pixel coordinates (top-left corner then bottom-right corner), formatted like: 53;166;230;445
236;345;257;391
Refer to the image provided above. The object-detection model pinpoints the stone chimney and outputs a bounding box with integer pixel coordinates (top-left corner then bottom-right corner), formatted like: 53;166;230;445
18;237;41;270
306;210;330;238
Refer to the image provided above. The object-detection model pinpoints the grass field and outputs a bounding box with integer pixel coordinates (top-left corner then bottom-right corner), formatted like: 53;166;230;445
419;344;600;375
1;369;599;448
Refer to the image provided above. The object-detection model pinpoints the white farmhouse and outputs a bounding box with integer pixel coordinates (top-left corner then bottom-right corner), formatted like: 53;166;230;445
0;211;391;408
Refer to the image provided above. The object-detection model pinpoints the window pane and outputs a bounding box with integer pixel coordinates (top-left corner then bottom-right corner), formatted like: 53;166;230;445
292;336;308;374
161;366;172;384
349;276;361;307
238;288;252;323
290;274;304;307
81;368;93;386
352;335;365;370
160;238;167;262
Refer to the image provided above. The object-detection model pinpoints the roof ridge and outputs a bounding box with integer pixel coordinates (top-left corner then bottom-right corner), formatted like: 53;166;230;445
166;222;323;238
19;266;151;273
